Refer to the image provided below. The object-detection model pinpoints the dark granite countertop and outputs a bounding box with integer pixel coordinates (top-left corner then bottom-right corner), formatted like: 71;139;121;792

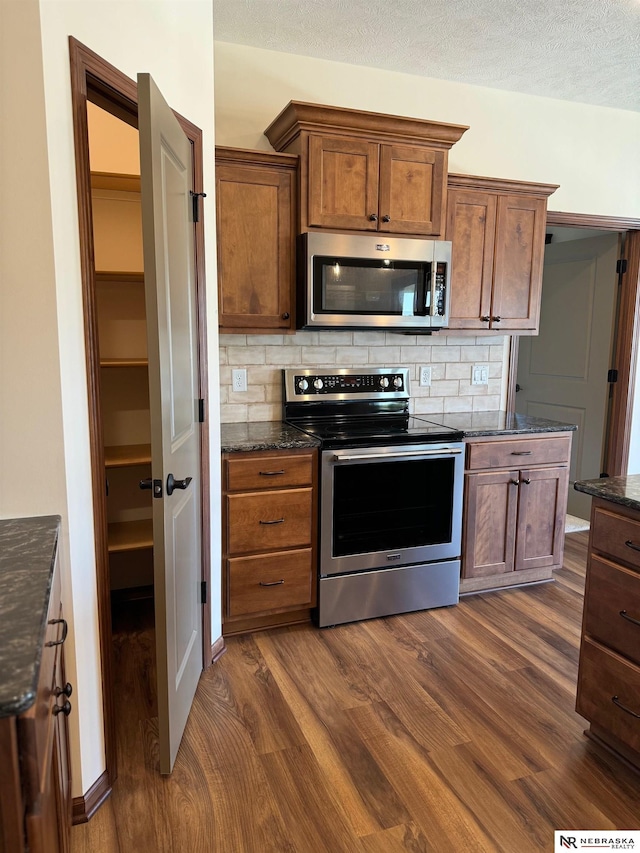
435;411;577;437
574;474;640;512
221;421;321;453
0;515;60;718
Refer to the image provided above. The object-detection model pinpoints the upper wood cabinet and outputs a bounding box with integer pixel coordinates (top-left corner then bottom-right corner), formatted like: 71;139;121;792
215;147;298;333
446;174;558;334
264;101;468;238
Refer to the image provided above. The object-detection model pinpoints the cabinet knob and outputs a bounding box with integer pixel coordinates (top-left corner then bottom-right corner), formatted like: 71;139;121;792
510;478;520;486
480;316;490;322
53;700;72;717
522;478;531;485
54;682;73;698
492;315;501;322
281;312;290;320
369;213;378;221
382;215;391;223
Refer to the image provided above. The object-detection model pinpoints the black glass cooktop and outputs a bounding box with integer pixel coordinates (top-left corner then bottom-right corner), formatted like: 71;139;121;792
287;414;463;448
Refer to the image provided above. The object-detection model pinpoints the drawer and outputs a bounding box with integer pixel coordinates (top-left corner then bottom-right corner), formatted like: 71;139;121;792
576;636;640;754
226;452;314;492
466;435;571;471
228;548;314;617
227;488;313;554
584;555;640;666
591;505;640;572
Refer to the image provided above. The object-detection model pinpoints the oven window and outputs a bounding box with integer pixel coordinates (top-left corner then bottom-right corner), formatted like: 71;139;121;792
332;457;455;557
313;257;429;316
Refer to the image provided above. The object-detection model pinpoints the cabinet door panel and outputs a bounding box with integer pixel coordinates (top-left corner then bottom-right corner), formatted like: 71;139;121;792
515;466;568;571
379;145;445;235
216;164;294;330
463;471;518;578
491;194;546;331
308;135;379;230
446;189;496;329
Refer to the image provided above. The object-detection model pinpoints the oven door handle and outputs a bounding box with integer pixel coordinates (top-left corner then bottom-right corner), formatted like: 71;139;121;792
333;447;463;462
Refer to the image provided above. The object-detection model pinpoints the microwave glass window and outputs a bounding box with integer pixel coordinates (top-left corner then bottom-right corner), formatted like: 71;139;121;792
314;257;430;316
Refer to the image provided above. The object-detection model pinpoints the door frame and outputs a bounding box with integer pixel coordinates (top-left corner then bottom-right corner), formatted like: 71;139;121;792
68;37;212;804
507;212;640;478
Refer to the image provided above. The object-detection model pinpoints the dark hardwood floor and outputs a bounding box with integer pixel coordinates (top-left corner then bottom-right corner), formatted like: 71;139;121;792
71;532;639;853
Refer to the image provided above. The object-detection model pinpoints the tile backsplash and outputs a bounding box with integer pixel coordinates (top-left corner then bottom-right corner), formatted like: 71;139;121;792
219;331;509;423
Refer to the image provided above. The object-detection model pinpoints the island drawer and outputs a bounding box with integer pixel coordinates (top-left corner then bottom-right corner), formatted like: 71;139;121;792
576;636;640;754
227;548;314;616
225;451;314;492
591;505;640;571
584;555;640;666
466;435;571;471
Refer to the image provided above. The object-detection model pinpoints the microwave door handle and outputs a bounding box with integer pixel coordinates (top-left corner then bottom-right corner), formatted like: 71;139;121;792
422;267;432;316
429;263;437;317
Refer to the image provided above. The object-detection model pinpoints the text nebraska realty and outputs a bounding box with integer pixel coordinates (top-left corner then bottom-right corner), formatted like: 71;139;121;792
562;839;635;850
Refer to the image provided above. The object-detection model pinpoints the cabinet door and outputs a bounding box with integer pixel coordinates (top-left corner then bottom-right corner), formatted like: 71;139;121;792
378;144;445;235
514;466;569;571
491;194;546;331
462;470;518;578
446;189;496;329
216;163;295;330
307;135;379;230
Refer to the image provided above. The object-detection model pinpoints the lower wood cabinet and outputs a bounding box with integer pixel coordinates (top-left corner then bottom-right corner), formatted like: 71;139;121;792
222;448;318;635
0;556;71;853
461;432;571;593
576;497;640;770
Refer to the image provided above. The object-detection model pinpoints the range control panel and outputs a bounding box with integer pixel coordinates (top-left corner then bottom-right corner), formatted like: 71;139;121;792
287;369;409;399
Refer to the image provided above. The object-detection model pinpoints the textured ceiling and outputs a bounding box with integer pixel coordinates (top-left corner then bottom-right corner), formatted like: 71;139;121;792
213;0;640;112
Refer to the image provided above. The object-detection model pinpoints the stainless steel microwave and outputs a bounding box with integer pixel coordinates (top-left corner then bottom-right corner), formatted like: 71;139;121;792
298;232;452;331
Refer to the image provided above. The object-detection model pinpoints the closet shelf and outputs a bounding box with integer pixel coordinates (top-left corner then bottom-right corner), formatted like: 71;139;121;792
95;270;144;282
104;444;151;468
100;357;148;368
108;519;153;553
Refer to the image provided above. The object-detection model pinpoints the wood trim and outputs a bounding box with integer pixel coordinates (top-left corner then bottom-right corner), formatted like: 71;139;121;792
506;336;520;413
0;717;24;851
211;635;226;664
215;145;299;170
604;231;640;476
264;100;469;152
71;770;112;825
68;37;213;796
547;211;640;230
448;172;559;198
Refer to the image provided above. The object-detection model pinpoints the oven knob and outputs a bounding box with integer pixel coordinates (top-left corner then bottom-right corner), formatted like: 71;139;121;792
393;376;403;388
313;378;324;390
379;377;389;388
298;378;308;392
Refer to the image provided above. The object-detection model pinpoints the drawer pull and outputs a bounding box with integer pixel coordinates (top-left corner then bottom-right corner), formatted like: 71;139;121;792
612;695;640;719
620;609;640;628
511;451;532;456
259;470;285;476
53;700;72;717
259;518;284;525
259;579;285;587
624;539;640;553
46;618;68;647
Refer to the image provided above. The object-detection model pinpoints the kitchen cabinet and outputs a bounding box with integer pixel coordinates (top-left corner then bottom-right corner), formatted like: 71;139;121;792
576;497;640;770
0;549;71;853
92;173;154;593
215;147;298;333
222;448;318;635
461;433;571;593
264;101;468;238
446;174;558;333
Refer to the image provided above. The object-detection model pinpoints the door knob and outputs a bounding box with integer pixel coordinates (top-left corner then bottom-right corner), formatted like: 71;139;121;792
166;474;192;496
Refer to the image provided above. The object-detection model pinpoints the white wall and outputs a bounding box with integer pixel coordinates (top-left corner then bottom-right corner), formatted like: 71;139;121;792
1;0;221;799
213;42;640;219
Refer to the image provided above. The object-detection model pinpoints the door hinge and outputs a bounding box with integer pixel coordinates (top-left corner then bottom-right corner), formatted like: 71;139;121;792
616;258;628;275
200;580;207;604
198;398;205;423
608;368;618;383
191;191;207;223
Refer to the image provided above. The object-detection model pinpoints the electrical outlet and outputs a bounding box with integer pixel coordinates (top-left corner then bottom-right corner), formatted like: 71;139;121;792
232;368;247;393
471;364;489;386
419;365;432;387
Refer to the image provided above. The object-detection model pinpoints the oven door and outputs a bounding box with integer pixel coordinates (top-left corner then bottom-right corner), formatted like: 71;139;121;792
320;442;464;577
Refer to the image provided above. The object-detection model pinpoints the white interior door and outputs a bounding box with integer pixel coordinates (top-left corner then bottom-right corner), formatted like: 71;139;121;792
138;72;202;774
516;233;619;519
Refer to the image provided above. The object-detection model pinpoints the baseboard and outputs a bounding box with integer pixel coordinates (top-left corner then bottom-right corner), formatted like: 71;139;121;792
71;770;112;825
211;634;226;664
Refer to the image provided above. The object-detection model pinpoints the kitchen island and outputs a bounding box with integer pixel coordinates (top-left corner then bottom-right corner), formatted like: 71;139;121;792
573;474;640;772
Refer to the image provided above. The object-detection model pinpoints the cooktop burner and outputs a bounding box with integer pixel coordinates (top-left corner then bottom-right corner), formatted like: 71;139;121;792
283;367;463;448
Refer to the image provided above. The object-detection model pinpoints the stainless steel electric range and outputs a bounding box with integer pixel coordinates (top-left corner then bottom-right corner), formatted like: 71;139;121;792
283;367;464;627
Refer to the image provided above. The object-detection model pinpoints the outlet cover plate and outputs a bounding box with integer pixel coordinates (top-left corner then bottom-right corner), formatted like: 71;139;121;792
419;366;432;387
471;364;489;386
232;368;247;393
